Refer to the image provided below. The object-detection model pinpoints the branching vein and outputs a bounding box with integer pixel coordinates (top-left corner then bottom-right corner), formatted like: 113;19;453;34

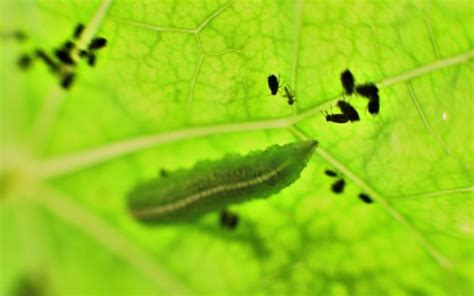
289;126;454;271
406;82;451;154
36;50;474;178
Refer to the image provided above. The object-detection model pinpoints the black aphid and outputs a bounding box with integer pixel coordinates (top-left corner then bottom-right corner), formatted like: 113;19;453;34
73;23;85;39
340;69;355;95
60;73;75;89
220;210;239;230
54;48;75;65
17;54;33;70
282;86;295;105
87;53;96;66
35;49;59;71
325;113;350;124
337;100;359;121
331;179;345;194
368;97;380;115
358;193;373;204
324;169;338;177
55;41;76;65
88;37;107;50
79;50;89;58
267;74;279;95
355;83;379;99
62;41;75;51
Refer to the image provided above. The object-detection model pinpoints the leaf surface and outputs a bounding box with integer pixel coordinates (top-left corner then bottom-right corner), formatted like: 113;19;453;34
1;0;473;294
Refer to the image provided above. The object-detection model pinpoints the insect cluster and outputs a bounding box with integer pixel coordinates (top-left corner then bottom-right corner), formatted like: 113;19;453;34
324;69;380;124
267;70;380;120
324;169;373;204
267;74;296;106
13;23;107;89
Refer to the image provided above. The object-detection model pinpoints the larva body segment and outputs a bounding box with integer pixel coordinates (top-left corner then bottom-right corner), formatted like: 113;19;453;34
127;140;318;224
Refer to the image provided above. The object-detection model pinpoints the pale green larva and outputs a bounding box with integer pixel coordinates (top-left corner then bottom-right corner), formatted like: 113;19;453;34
127;140;318;224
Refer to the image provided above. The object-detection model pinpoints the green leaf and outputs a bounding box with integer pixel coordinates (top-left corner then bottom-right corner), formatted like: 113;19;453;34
1;0;473;294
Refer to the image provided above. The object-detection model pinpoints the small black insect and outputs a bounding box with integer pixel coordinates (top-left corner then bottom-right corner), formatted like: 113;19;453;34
78;49;89;58
340;69;355;95
55;41;76;65
60;73;75;89
331;179;345;194
337;100;359;121
17;54;33;70
282;86;296;105
267;74;279;95
358;193;373;204
54;48;75;65
73;23;85;39
88;37;107;50
220;209;239;230
62;41;75;51
355;83;379;99
325;113;350;124
35;49;59;71
87;53;96;66
368;96;380;115
324;169;338;177
160;169;168;177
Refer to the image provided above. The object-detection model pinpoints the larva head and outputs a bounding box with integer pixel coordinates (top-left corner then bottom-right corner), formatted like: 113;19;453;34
285;140;318;164
258;140;317;187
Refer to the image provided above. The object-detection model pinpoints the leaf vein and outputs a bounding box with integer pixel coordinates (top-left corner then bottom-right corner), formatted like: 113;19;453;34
406;82;452;154
390;186;474;201
289;126;454;271
36;50;474;178
289;0;304;114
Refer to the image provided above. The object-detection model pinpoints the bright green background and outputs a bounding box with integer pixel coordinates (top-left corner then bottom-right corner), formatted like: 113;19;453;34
1;0;473;295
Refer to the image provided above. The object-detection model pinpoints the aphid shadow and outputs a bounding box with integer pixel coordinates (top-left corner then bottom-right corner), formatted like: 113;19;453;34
193;215;271;260
247;219;343;292
11;271;49;296
2;30;28;42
